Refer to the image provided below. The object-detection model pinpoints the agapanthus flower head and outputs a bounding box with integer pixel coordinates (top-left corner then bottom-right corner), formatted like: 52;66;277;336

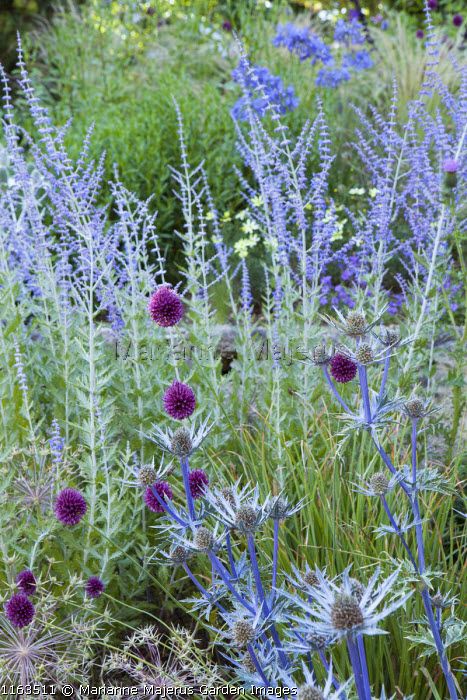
315;67;351;89
416;29;424;39
329;353;357;383
453;14;463;27
189;469;209;499
273;23;333;64
144;481;173;513
16;569;36;596
163;381;196;420
54;488;87;526
232;619;256;647
4;593;35;628
85;576;105;599
342;50;373;72
148;286;184;327
334;18;366;45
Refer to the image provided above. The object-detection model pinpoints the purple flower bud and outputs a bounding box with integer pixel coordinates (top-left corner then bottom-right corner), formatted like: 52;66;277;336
148;286;184;327
222;20;233;32
329;353;357;383
428;0;438;9
189;469;209;499
54;488;87;526
416;29;424;39
144;481;173;513
163;381;196;420
453;14;463;27
4;593;35;628
16;569;36;596
443;158;459;173
85;576;105;599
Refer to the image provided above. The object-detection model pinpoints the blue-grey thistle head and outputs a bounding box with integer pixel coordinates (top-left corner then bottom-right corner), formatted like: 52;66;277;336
232;619;255;647
170;427;193;457
382;328;400;347
194;527;214;552
431;592;447;609
355;342;374;365
242;652;257;674
235;504;258;533
297;685;325;700
347;578;365;603
269;496;288;520
404;398;425;419
345;311;367;337
138;466;157;487
304;631;329;651
369;471;390;496
331;594;364;630
170;545;191;564
303;570;320;587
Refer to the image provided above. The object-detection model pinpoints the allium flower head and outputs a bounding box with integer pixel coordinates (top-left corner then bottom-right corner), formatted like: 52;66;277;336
453;14;463;27
54;488;87;526
329;353;357;383
4;593;35;628
189;469;209;499
85;576;105;599
144;481;173;513
442;159;459;173
428;0;438;8
163;381;196;420
16;570;36;597
148;286;184;327
416;29;424;39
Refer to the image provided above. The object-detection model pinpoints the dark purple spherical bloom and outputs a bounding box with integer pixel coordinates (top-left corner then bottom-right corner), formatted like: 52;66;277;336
148;286;184;327
428;0;438;9
330;353;358;383
163;381;196;420
453;14;463;27
189;469;209;499
54;488;87;526
416;29;424;39
144;481;173;513
4;593;35;628
16;569;36;596
85;576;105;599
222;20;232;32
443;158;459;173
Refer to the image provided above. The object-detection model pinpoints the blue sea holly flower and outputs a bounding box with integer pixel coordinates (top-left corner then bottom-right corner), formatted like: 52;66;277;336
279;661;353;699
143;416;213;458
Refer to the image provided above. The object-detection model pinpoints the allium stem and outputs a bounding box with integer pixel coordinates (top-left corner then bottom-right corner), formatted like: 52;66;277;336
181;457;196;520
380;496;418;571
322;367;354;415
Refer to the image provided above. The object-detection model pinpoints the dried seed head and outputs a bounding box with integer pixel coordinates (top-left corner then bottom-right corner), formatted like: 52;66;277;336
355;342;374;365
331;594;364;630
303;570;320;587
138;466;157;487
235;505;258;532
312;345;331;366
348;578;365;603
194;527;214;552
232;619;256;647
305;632;329;651
297;684;324;700
170;546;191;564
405;398;425;419
369;471;390;495
345;312;367;337
170;427;193;457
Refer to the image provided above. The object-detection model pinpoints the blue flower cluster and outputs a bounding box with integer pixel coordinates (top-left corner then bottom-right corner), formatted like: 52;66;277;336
231;60;299;121
316;67;351;88
333;18;366;45
342;49;373;72
273;23;333;65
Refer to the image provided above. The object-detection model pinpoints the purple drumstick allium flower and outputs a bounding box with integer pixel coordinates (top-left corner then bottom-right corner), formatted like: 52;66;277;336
222;20;232;32
16;570;36;596
54;488;87;526
163;381;196;420
4;593;35;628
453;14;463;27
428;0;438;9
329;353;357;383
416;29;424;39
148;286;184;327
85;576;105;599
144;481;173;513
189;469;209;499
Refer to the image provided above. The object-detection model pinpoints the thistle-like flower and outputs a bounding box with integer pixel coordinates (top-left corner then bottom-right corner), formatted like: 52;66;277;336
144;417;212;458
54;488;87;526
403;397;432;420
268;494;304;521
354;471;403;497
321;306;387;338
204;481;271;534
280;661;352;700
85;576;105;599
311;344;333;366
291;567;412;642
148;285;184;327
